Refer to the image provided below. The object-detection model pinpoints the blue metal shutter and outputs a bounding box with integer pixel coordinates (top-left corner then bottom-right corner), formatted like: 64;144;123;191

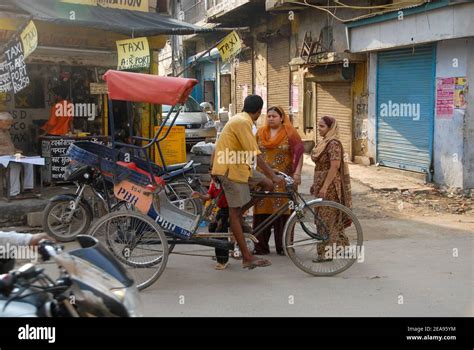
376;45;435;174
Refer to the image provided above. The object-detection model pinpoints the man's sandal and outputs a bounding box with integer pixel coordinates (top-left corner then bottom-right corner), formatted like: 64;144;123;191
242;258;272;270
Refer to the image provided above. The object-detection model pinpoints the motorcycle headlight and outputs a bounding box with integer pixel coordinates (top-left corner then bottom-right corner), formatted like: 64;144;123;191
112;287;143;317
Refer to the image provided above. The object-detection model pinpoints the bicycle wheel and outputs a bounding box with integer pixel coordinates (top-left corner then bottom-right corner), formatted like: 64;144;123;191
43;199;92;242
166;181;202;215
89;211;169;291
284;199;363;276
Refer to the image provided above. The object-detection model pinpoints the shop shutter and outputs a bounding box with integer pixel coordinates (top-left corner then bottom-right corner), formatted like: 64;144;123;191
376;45;435;174
267;37;290;114
316;82;352;160
235;49;253;113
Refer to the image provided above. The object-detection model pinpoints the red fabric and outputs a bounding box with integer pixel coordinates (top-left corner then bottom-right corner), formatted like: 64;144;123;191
208;182;228;208
104;70;198;105
116;161;166;187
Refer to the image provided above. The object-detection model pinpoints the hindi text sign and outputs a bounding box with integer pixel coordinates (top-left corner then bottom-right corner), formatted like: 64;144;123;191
4;39;30;93
153;126;186;166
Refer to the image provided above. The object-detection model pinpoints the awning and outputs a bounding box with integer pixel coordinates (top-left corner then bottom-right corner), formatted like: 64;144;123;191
7;0;214;36
104;70;198;105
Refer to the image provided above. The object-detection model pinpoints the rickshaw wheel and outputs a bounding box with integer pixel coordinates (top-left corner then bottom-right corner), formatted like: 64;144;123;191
89;211;169;291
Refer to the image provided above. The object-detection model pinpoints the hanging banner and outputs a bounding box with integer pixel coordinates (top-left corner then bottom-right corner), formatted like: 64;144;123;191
61;0;149;12
116;37;150;71
217;31;242;63
4;39;30;93
20;20;38;59
0;60;12;93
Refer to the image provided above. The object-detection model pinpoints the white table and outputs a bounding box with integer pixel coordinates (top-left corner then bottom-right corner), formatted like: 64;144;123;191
0;156;45;202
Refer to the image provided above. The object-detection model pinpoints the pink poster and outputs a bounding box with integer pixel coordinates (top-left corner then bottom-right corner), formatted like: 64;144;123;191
436;77;454;119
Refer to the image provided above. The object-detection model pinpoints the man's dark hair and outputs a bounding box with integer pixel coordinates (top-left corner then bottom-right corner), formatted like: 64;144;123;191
242;95;264;114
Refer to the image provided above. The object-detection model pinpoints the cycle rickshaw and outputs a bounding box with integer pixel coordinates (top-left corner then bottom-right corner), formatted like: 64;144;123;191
68;70;363;290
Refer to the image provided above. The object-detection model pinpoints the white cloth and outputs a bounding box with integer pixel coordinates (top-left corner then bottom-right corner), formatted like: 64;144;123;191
9;162;34;196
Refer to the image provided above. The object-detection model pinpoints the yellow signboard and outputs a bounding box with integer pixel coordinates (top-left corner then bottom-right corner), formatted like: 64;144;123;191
217;31;242;62
116;37;150;70
154;126;186;166
61;0;149;12
20;21;38;59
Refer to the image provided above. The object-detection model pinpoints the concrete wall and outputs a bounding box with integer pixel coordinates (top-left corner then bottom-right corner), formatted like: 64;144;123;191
464;40;474;189
367;52;377;160
350;2;474;52
434;38;471;188
253;28;268;127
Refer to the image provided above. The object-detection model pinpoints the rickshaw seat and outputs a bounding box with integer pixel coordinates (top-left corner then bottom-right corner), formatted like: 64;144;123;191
116;161;165;187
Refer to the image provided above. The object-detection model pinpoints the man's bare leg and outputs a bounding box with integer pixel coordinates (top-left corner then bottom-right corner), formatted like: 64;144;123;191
240;177;274;228
229;207;254;263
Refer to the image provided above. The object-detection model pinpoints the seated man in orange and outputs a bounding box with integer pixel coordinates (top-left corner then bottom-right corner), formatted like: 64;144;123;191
41;87;73;136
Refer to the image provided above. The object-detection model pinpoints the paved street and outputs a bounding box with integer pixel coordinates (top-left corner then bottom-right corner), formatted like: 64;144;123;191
136;177;473;317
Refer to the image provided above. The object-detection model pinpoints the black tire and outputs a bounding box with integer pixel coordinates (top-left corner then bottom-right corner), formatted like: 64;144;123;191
89;211;169;291
284;200;363;276
43;199;92;242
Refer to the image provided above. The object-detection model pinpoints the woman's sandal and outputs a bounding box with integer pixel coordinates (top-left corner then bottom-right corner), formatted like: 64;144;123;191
242;258;272;270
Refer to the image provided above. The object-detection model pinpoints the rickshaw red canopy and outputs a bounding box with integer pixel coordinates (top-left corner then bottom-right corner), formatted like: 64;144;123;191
104;70;198;105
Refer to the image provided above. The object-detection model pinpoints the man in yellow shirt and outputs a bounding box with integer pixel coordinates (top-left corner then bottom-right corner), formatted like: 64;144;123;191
212;95;283;269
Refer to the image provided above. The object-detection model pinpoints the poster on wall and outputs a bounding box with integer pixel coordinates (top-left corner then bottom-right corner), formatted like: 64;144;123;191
241;84;249;107
436;77;454;119
454;77;468;110
291;84;299;114
255;85;267;112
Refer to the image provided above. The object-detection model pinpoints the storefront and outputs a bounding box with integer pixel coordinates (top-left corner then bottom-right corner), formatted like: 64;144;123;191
0;0;206;185
376;45;436;176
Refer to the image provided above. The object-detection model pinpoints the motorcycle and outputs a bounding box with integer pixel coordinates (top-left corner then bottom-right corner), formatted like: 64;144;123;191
0;236;142;317
43;159;205;242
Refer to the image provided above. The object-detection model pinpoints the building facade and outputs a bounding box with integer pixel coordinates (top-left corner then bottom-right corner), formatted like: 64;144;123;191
347;0;474;188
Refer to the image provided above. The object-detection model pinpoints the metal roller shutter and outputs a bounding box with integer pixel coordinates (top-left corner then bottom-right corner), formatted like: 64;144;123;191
376;45;435;174
316;82;353;160
235;49;253;113
267;38;290;114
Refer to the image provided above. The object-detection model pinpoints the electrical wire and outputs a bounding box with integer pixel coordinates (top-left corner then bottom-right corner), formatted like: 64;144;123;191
285;0;428;23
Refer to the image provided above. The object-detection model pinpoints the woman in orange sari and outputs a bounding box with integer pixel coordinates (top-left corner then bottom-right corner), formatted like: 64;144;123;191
310;116;352;262
253;106;304;255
